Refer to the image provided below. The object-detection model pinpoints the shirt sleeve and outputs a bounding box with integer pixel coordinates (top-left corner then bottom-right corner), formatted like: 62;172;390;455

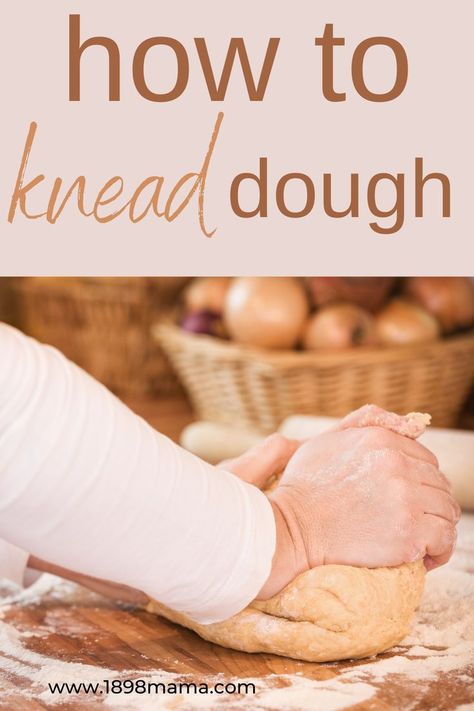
0;323;276;623
0;538;30;588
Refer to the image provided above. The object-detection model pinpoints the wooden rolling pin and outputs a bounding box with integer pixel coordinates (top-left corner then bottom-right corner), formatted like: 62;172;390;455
180;421;262;464
180;416;474;509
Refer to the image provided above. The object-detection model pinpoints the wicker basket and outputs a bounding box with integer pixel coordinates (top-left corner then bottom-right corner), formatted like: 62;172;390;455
0;278;20;326
154;322;474;432
13;278;189;397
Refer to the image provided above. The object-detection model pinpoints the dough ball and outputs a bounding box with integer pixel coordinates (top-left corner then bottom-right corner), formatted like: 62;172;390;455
148;561;425;663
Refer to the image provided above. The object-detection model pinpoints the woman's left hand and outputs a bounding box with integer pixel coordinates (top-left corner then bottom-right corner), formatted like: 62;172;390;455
218;434;301;488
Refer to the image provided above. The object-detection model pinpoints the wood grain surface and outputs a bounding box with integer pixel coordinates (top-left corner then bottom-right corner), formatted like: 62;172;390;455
0;582;473;710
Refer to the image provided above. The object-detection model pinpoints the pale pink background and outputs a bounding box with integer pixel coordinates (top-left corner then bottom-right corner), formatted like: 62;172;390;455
0;1;472;275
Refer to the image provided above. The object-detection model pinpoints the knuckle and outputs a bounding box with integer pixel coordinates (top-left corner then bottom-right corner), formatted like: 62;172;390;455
450;527;458;550
388;449;410;470
431;516;445;534
362;426;390;447
389;474;411;501
439;470;453;492
412;441;439;467
454;500;462;521
444;493;461;522
423;446;439;468
404;541;424;562
434;517;456;546
373;428;401;452
446;528;458;553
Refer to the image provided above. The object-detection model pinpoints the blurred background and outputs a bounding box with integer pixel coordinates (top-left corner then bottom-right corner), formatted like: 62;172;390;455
0;277;473;441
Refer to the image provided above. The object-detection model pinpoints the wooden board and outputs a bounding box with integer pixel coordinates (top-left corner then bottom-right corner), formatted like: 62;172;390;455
0;582;473;711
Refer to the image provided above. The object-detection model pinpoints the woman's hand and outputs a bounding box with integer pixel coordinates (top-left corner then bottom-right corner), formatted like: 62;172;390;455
28;406;461;608
258;405;461;600
218;433;301;488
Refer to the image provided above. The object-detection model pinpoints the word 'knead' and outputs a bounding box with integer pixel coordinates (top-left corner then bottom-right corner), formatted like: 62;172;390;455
9;118;450;237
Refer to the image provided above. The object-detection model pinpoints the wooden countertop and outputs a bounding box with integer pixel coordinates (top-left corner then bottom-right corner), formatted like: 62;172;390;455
0;395;472;710
0;565;472;710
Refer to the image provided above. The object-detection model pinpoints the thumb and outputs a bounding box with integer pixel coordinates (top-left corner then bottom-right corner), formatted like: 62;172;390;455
219;434;301;489
333;404;431;440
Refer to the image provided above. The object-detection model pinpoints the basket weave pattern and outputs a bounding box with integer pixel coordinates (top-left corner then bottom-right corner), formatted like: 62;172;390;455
14;278;187;396
155;322;474;432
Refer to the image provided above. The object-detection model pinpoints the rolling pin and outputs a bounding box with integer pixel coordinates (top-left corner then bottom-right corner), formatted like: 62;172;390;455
180;421;262;464
180;416;474;509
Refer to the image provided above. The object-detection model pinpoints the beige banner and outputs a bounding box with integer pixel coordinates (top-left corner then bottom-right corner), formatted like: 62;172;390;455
0;1;472;275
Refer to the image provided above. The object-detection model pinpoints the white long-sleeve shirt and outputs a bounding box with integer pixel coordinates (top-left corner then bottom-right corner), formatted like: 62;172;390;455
0;323;276;623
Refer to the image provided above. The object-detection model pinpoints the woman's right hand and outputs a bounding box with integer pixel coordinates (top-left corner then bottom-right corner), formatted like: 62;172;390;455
258;405;461;600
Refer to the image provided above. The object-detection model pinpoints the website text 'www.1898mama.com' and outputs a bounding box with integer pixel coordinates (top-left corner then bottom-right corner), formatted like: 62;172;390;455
48;677;256;700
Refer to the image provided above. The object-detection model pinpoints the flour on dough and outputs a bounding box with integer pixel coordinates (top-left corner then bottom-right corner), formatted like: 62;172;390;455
149;412;429;662
148;561;425;663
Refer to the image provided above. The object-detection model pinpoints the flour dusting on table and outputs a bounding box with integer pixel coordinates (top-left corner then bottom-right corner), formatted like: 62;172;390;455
0;515;473;710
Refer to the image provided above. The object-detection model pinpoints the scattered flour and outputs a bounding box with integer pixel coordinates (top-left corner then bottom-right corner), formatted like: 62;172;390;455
0;572;105;612
0;619;376;710
0;515;472;710
241;679;376;711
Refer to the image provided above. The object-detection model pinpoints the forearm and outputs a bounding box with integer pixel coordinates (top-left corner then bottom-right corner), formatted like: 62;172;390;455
28;555;149;604
0;324;276;623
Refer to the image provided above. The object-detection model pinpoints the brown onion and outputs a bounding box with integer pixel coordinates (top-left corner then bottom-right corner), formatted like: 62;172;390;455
375;299;440;346
303;304;377;350
224;277;309;349
404;277;474;334
306;277;396;313
184;278;232;315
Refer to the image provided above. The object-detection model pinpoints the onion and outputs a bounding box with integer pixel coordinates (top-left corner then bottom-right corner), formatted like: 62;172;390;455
184;278;232;314
375;299;440;346
224;277;309;349
306;277;396;313
303;304;377;350
404;277;474;334
180;310;226;338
